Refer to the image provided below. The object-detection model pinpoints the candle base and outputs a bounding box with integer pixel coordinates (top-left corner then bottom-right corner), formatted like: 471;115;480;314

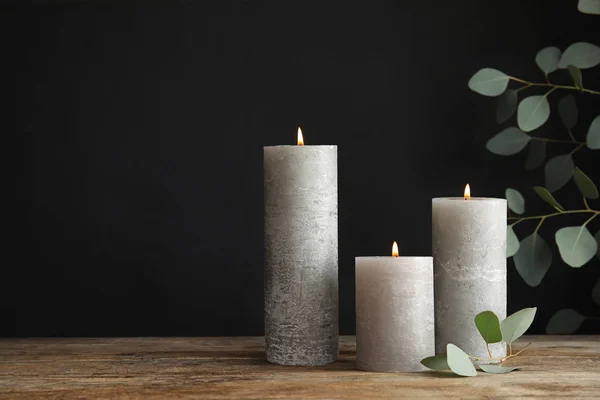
265;333;338;366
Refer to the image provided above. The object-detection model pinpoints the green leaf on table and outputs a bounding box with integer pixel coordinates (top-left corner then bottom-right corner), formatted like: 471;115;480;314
525;140;546;170
573;167;599;199
513;233;552;287
421;354;449;370
507;226;520;257
474;311;503;344
555;226;598;268
446;344;477;377
558;42;600;69
558;94;578;130
496;90;518;124
578;0;600;14
592;277;600;305
546;309;585;334
468;68;510;96
486;127;531;155
535;46;561;75
586;116;600;149
568;65;583;89
533;186;564;211
518;95;551;132
506;188;525;214
479;364;521;374
545;155;575;192
501;307;537;343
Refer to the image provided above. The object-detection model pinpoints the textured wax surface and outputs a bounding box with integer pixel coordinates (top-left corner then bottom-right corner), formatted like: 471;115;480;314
264;146;338;366
355;257;434;372
432;198;507;360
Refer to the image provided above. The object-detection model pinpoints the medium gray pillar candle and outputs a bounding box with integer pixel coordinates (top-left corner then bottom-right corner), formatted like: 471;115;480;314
264;132;338;366
356;243;434;372
432;187;507;360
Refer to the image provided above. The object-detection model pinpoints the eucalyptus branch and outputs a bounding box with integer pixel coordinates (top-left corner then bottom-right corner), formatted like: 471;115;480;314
500;342;532;364
583;213;599;228
509;76;600;95
422;308;537;375
569;143;585;156
584;197;591;211
529;137;584;145
509;209;600;227
533;216;546;234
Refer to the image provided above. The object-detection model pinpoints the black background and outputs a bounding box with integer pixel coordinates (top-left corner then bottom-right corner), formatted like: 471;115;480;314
8;0;600;336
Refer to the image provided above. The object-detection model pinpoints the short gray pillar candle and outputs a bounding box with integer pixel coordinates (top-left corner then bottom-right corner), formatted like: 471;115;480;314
355;242;434;372
263;129;338;366
432;185;507;360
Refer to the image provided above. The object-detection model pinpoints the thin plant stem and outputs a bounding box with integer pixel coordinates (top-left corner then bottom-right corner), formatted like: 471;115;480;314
583;213;599;228
569;143;584;156
533;217;546;234
567;129;576;142
508;209;599;224
501;342;532;363
486;343;493;359
509;76;600;95
529;137;584;145
516;84;532;93
584;197;591;211
544;87;558;97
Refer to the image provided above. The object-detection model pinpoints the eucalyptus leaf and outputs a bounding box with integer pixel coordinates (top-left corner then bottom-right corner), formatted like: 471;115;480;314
496;90;518;124
558;42;600;69
558;94;578;130
500;307;537;343
592;277;600;305
486;127;531;155
446;344;477;377
486;127;531;156
535;46;561;75
479;364;521;374
592;279;600;306
421;354;449;370
468;68;510;96
518;95;551;132
568;65;583;89
546;309;585;334
586;115;600;149
578;0;600;14
573;167;599;199
533;186;564;211
555;226;598;268
506;188;525;214
507;226;520;258
596;230;600;261
474;311;503;344
525;140;546;170
513;233;552;287
545;155;575;192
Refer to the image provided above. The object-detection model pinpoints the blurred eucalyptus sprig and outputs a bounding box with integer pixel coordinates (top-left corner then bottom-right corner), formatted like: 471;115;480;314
421;308;536;377
467;1;600;333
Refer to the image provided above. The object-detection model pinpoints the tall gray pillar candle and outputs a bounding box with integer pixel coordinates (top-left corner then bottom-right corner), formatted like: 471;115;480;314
432;186;507;360
355;242;434;372
263;130;338;366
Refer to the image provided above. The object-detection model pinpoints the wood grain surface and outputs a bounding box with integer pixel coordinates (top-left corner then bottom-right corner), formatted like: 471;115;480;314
1;336;599;399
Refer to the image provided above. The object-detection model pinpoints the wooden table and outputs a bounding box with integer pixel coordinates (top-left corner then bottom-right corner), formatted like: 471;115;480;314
0;336;598;399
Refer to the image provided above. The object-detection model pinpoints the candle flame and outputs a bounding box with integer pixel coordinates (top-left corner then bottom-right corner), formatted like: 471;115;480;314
297;127;304;146
464;183;471;200
392;241;399;257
